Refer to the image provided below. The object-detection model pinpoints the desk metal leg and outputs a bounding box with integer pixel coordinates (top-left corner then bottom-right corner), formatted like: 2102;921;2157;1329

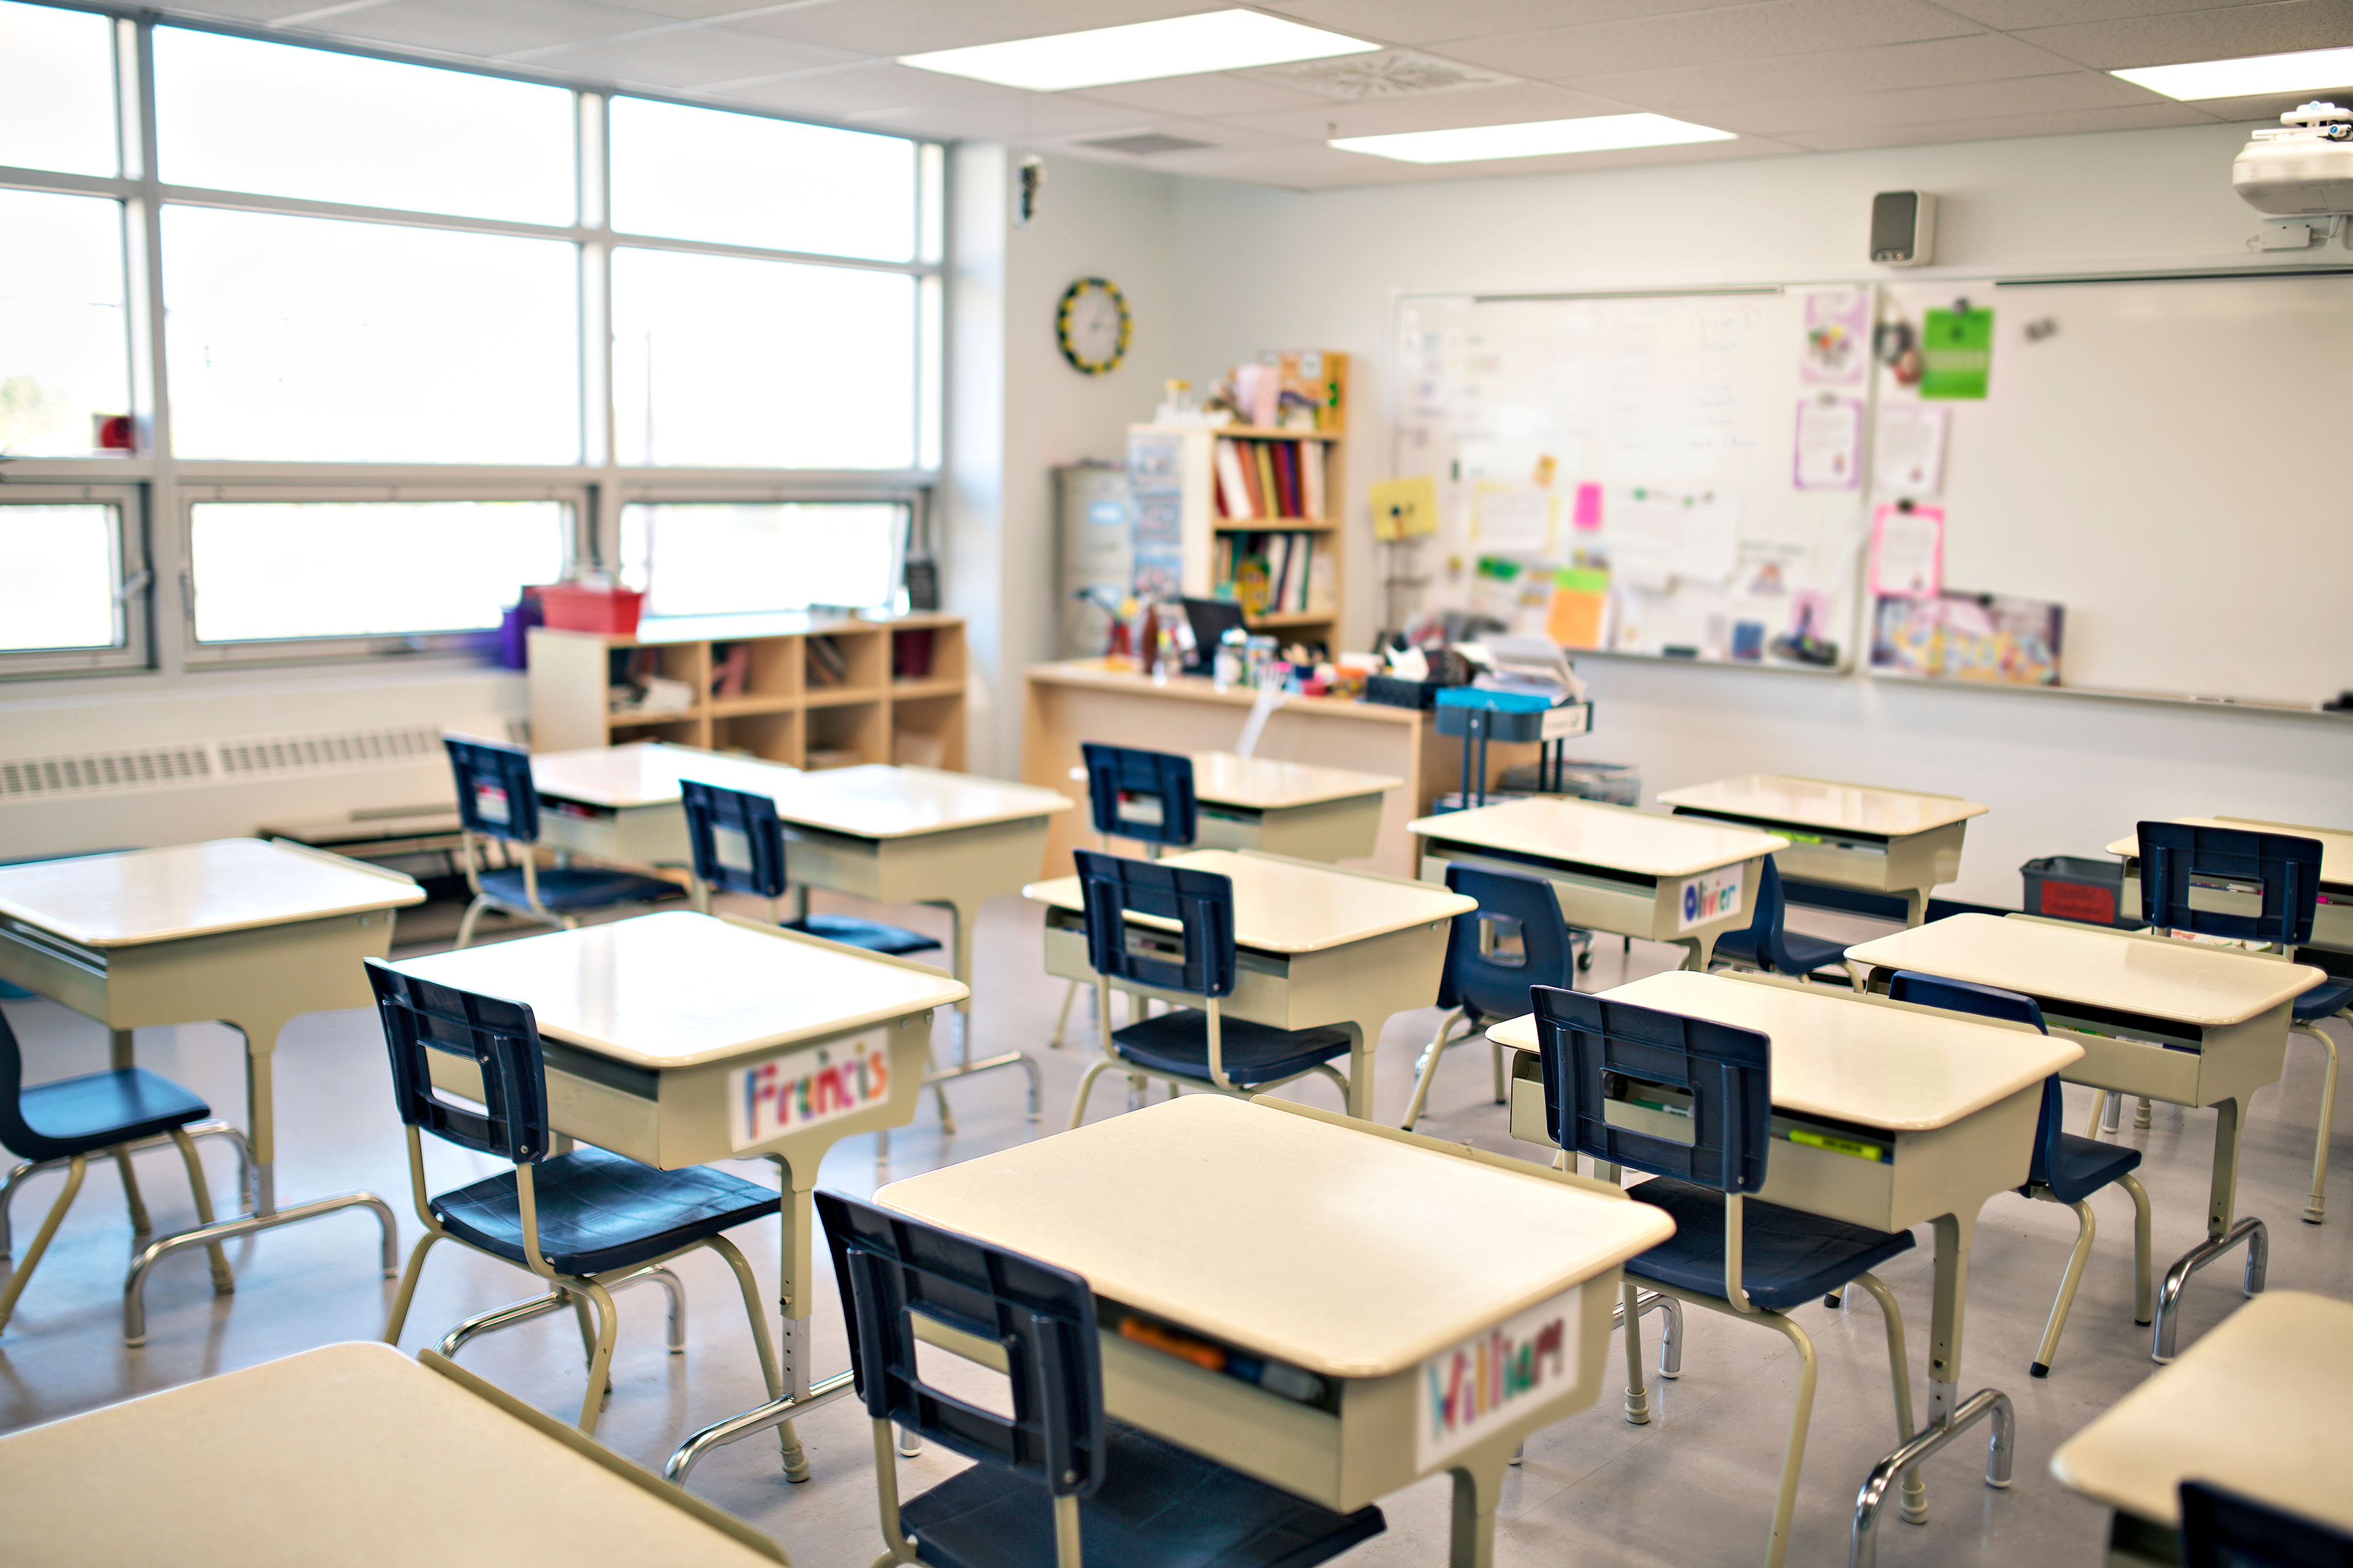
2152;1095;2267;1362
1447;1452;1512;1568
877;900;1042;1170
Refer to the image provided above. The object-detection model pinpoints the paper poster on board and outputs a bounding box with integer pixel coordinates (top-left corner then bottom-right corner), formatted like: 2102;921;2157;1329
1919;306;1994;399
1870;503;1944;599
1872;403;1948;498
1802;288;1871;385
1793;396;1862;489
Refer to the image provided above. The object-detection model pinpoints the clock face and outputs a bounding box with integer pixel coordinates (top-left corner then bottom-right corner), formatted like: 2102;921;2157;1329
1057;278;1129;375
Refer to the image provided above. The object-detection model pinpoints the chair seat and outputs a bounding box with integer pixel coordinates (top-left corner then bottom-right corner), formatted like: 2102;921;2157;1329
9;1068;210;1163
1776;927;1851;974
476;865;683;914
430;1145;779;1277
1709;928;1765;969
2038;1130;2144;1207
2293;979;2352;1023
785;913;942;957
899;1419;1385;1568
1109;1011;1353;1087
1625;1177;1917;1313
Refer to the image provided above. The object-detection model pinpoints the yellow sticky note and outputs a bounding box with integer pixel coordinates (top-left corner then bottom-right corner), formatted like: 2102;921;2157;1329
1368;475;1439;541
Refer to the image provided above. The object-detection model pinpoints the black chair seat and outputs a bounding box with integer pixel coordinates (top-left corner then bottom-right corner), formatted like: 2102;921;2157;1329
1712;925;1845;976
2293;979;2352;1023
786;913;942;957
476;865;683;914
1625;1177;1916;1312
11;1067;211;1163
900;1419;1386;1568
430;1145;779;1277
1110;1011;1352;1087
2039;1131;2142;1207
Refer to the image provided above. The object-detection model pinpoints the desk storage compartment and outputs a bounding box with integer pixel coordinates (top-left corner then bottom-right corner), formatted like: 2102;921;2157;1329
1099;1327;1342;1507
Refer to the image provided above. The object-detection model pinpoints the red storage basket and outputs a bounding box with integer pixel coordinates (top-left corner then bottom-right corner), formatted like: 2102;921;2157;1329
538;584;644;636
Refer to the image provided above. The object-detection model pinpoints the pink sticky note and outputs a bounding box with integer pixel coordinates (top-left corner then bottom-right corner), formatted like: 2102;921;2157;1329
1572;482;1603;531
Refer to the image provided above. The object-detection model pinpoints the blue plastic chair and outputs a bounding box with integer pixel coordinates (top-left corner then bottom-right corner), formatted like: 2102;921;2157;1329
1065;849;1355;1127
2138;821;2348;1225
1532;983;1921;1568
0;1005;232;1333
444;736;682;949
816;1190;1387;1568
1709;856;1854;985
680;779;943;957
1885;971;2152;1378
1399;864;1576;1131
2180;1479;2353;1566
1049;746;1202;1054
366;960;784;1435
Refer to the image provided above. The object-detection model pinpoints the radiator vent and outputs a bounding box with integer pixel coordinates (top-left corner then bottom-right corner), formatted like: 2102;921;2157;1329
0;719;519;802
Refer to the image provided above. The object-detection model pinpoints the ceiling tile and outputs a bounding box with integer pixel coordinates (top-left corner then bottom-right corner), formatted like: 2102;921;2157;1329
1257;0;1733;46
163;0;367;21
519;26;862;84
1184;127;1799;188
1568;32;2084;108
295;0;671;58
1074;71;1334;115
602;0;802;15
1433;0;1985;81
1929;0;2272;28
719;58;1014;115
722;0;1224;56
1213;78;1644;140
1707;65;2159;132
2014;0;2353;69
2191;89;2353;118
1777;97;2218;148
849;89;1162;139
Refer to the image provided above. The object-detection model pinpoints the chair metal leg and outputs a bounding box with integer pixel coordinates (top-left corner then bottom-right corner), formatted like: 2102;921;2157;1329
2122;1173;2154;1326
1618;1278;1652;1424
0;1156;28;1260
166;1129;234;1295
2292;1019;2338;1224
644;1264;686;1352
1047;979;1084;1049
437;1287;570;1357
2134;1096;2152;1129
2084;1089;2109;1139
574;1281;620;1434
454;894;492;950
1761;1314;1822;1568
1067;1059;1118;1130
110;1145;150;1236
382;1232;444;1344
1399;1007;1465;1131
2;1121;255;1260
1848;1272;1925;1526
1611;1287;1682;1379
2029;1196;2096;1380
0;1155;86;1333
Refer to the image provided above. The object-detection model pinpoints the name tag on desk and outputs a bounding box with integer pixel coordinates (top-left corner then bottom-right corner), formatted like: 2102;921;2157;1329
1417;1285;1581;1469
729;1034;892;1150
1678;866;1744;930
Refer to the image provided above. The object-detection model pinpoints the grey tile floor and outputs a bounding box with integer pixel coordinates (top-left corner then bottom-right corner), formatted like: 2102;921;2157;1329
1;889;2345;1567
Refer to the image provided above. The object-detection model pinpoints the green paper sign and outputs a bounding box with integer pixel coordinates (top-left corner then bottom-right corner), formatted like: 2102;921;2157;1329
1919;306;1992;399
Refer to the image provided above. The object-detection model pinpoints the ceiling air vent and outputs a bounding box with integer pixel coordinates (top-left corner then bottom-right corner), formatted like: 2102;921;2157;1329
1251;50;1515;99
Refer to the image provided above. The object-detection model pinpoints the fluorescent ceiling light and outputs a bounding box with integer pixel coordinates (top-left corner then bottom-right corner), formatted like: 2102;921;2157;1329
2113;45;2353;101
900;10;1375;93
1332;114;1734;164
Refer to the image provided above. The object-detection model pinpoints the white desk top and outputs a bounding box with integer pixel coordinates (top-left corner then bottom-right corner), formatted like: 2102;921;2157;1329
1486;969;2079;1132
876;1096;1671;1380
2105;816;2353;887
1845;913;2324;1029
0;1342;782;1567
389;911;966;1069
529;741;798;809
1409;796;1789;879
763;763;1073;838
0;839;423;949
1658;775;1987;837
1191;752;1402;810
1024;849;1474;955
2050;1290;2353;1530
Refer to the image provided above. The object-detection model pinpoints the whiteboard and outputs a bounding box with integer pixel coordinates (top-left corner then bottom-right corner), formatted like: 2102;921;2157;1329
1874;272;2353;707
1394;288;1871;670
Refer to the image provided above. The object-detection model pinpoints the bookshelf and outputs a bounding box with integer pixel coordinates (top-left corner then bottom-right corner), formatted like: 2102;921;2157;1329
527;612;965;772
1128;421;1346;654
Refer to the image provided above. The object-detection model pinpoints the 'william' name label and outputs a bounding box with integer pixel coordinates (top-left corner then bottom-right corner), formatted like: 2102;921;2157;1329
1417;1285;1581;1468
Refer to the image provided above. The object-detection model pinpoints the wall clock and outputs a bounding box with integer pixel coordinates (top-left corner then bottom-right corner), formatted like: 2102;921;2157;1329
1056;276;1130;375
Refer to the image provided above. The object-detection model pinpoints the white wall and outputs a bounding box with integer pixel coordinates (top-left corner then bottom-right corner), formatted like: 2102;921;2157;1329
1159;122;2353;903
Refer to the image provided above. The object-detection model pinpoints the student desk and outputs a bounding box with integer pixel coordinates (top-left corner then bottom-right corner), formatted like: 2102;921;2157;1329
1658;775;1987;927
528;740;804;863
2106;815;2353;954
388;909;966;1484
1190;751;1402;863
1844;913;2321;1362
874;1094;1673;1568
0;1340;783;1567
1025;849;1474;1119
1487;968;2078;1560
0;839;424;1345
1409;798;1788;970
2049;1290;2353;1566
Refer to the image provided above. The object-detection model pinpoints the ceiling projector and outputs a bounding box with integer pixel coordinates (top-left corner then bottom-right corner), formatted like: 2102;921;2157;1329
2234;102;2353;215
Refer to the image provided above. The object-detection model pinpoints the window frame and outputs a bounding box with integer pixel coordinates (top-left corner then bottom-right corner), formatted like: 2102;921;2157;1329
0;481;151;676
615;486;920;622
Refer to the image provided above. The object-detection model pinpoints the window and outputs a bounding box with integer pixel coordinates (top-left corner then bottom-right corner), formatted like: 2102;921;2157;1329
620;501;905;617
163;207;581;464
187;498;569;648
0;189;129;459
0;1;117;177
609;96;915;261
0;491;146;673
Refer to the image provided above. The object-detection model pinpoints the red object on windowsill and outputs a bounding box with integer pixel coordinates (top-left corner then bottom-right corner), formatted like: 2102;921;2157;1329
538;584;644;636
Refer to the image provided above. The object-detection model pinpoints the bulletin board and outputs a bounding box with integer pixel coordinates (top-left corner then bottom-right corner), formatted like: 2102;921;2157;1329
1872;271;2353;706
1392;286;1874;671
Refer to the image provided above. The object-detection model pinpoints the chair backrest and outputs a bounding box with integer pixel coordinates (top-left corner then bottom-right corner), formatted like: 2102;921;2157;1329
445;735;541;846
816;1190;1106;1502
1532;984;1771;1193
681;779;788;899
1071;847;1237;1000
364;959;551;1164
0;1006;64;1162
2179;1479;2353;1567
1436;863;1577;1022
1733;856;1817;976
2138;820;2322;949
1080;743;1197;849
1886;970;2061;1189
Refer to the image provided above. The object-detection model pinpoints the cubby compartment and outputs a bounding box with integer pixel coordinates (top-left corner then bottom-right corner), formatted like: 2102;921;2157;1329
805;627;885;699
713;709;801;768
891;692;964;772
806;700;886;769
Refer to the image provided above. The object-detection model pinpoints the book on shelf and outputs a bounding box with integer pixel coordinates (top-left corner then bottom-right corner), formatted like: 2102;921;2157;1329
1212;435;1329;522
806;635;849;686
711;641;752;698
1214;529;1331;618
1214;438;1255;520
